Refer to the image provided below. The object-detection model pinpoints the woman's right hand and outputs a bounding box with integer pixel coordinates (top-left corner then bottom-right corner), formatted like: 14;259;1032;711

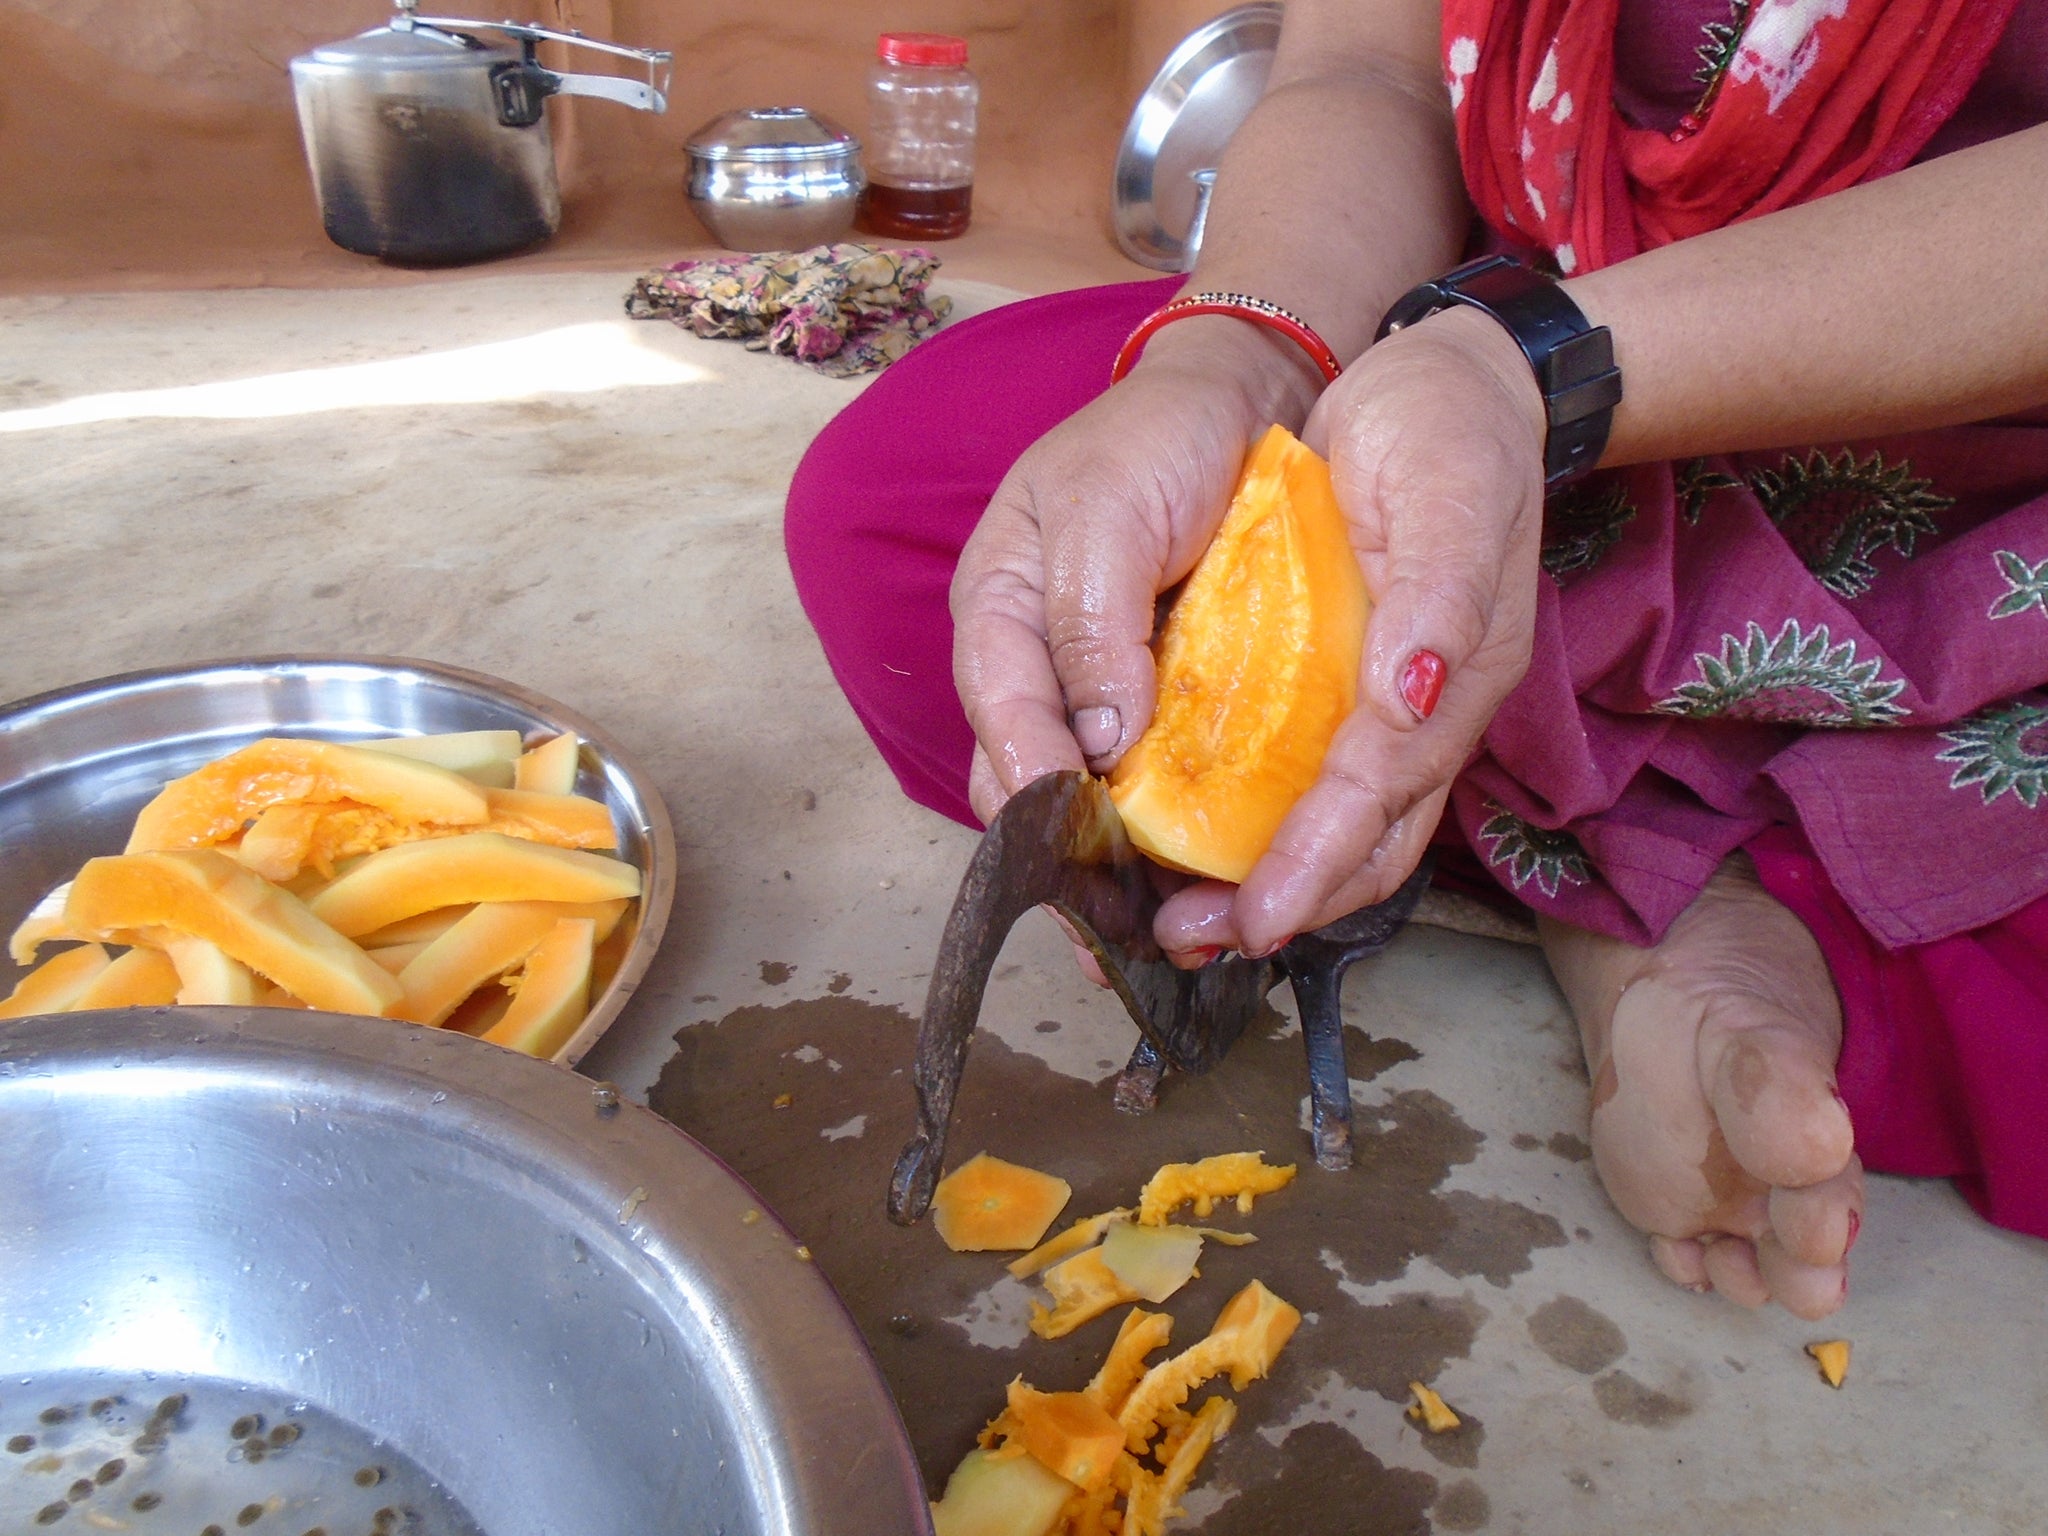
951;322;1320;828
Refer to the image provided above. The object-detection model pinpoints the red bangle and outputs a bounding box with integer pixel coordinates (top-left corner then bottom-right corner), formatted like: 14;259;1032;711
1110;292;1343;386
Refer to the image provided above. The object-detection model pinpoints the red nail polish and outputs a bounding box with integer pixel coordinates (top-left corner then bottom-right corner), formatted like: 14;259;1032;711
1399;650;1446;721
1845;1208;1860;1253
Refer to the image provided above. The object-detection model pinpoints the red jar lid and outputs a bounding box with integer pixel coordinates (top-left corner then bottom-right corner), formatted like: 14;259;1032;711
877;32;968;67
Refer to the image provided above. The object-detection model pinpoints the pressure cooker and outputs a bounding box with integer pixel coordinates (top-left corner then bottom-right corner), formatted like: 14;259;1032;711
290;0;671;263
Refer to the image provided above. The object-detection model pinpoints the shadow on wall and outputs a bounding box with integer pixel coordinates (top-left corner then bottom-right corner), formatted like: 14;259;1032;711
0;0;1236;290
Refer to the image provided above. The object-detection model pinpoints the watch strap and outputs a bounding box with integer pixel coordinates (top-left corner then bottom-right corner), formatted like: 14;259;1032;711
1376;255;1622;486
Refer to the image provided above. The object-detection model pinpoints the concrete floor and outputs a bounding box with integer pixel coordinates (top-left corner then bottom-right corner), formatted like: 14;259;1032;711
3;272;2045;1534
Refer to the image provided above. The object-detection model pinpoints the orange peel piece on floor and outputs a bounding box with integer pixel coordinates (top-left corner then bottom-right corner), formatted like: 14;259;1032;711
126;738;489;853
1136;1151;1296;1226
1806;1339;1851;1388
1030;1248;1144;1341
306;831;640;938
931;1152;1074;1253
1107;424;1371;883
65;850;400;1017
0;942;113;1018
1115;1280;1300;1453
1406;1380;1462;1433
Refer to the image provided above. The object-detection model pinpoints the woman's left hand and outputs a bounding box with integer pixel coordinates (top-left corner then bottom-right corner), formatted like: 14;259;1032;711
1153;304;1553;961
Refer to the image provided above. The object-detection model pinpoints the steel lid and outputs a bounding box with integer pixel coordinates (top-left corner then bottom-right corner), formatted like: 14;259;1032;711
295;20;514;71
685;106;860;162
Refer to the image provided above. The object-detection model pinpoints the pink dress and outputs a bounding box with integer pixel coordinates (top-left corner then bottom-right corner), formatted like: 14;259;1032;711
784;4;2048;1239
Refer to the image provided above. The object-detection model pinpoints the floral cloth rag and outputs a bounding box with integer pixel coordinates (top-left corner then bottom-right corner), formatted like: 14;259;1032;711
624;244;952;378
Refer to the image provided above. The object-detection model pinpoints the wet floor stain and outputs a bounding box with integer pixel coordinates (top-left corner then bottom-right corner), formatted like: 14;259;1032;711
825;971;852;994
1432;1477;1492;1531
1527;1296;1627;1375
1546;1131;1592;1162
1411;1407;1485;1470
1592;1368;1694;1426
758;960;794;986
648;993;1567;1531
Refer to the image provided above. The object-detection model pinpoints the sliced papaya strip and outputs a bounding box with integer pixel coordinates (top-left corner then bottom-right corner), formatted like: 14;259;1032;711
66;850;400;1017
356;905;474;948
1007;1208;1132;1280
307;832;639;938
514;732;580;795
1406;1380;1461;1433
127;738;489;853
8;881;88;967
479;916;595;1057
235;804;333;883
68;946;181;1011
159;934;260;1006
478;786;618;850
928;1446;1073;1536
0;943;112;1018
358;729;523;787
1099;1220;1203;1304
1124;1398;1234;1536
393;899;627;1026
367;940;432;975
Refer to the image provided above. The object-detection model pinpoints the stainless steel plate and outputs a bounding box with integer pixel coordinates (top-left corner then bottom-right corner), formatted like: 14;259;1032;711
0;655;675;1065
1112;2;1283;271
0;1005;931;1534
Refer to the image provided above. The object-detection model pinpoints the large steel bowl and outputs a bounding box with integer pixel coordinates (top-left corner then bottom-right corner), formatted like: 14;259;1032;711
0;1006;931;1534
0;654;675;1066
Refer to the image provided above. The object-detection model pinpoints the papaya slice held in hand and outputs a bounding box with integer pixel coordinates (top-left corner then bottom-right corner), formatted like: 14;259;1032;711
1109;424;1370;884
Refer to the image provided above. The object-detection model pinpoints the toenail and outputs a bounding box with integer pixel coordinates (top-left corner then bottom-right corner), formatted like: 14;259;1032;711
1845;1208;1861;1253
1683;1282;1712;1295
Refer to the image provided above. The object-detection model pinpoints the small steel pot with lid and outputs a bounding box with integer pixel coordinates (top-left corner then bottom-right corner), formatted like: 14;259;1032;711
685;107;864;252
291;0;671;264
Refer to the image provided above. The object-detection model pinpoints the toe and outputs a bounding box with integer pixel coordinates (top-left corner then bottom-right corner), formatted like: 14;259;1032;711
1755;1233;1847;1320
1702;1018;1855;1190
1768;1157;1866;1268
1700;1236;1771;1307
1649;1234;1711;1291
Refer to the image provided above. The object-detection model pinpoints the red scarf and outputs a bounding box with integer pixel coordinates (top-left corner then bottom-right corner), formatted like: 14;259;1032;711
1443;0;2018;272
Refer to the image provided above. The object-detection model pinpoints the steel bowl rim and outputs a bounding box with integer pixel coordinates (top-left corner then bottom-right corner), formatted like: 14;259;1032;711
0;652;677;1068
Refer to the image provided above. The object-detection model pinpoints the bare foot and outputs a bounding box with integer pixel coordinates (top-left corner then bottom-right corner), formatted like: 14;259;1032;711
1539;854;1863;1318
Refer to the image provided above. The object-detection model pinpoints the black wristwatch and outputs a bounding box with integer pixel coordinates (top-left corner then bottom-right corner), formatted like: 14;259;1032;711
1376;254;1622;486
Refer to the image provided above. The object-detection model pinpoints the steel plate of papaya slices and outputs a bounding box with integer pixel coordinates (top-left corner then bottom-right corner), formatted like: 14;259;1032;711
890;771;1430;1223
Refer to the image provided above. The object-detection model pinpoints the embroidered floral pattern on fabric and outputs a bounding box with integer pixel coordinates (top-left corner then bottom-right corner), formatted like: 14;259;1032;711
1748;448;1951;598
624;243;952;377
1676;457;1743;525
1685;0;1754;127
1937;702;2048;808
1988;550;2048;620
1541;480;1637;579
1476;801;1591;897
1658;618;1908;726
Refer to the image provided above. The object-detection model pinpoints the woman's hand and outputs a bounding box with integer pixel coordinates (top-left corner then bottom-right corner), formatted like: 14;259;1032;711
952;321;1322;828
1155;304;1551;960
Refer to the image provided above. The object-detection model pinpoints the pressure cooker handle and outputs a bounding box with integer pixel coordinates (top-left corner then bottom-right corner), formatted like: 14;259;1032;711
404;11;674;114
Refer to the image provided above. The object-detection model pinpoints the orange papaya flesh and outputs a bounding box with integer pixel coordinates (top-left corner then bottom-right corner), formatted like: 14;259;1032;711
67;945;182;1011
357;729;523;787
0;943;113;1018
1005;1382;1126;1494
393;898;628;1026
1125;1398;1234;1536
126;738;489;854
1108;424;1370;884
1029;1248;1144;1341
159;934;261;1007
931;1152;1074;1253
1083;1308;1174;1417
65;850;401;1017
478;787;618;850
306;832;640;939
1136;1151;1295;1225
1114;1280;1299;1453
480;916;595;1058
929;1446;1074;1536
355;906;474;949
231;787;617;884
514;732;581;795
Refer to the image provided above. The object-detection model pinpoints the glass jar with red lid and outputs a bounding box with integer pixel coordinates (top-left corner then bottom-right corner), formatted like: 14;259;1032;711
858;32;978;240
